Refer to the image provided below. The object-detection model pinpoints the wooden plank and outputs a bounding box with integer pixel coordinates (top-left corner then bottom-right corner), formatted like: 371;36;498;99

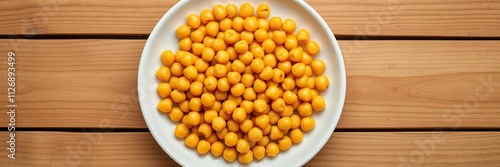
1;132;499;166
0;0;499;37
0;40;499;129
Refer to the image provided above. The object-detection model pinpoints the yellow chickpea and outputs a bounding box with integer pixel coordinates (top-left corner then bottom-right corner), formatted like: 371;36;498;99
261;39;276;54
179;37;193;51
283;90;298;104
174;123;190;138
298;102;312;117
256;4;271;18
289;114;300;130
295;75;308;88
234;40;249;54
250;47;265;60
239;3;254;18
219;18;232;32
236;139;250;153
278;136;292;151
211;141;225;156
191;43;205;56
176;25;191;39
196;139;211;155
171;90;187;103
243;88;257;101
252;146;266;160
244;65;254;74
238;51;254;65
224;132;238;147
217;77;230;91
212;116;227;131
240;74;255;87
315;75;329;91
254;29;268;43
289;47;303;62
157;98;173;113
311;96;326;111
213;64;227;78
203;36;215;47
269;17;282;31
282;77;296;91
224;29;240;44
231;60;245;73
182;65;198;81
178;100;190;113
200;9;214;24
248;58;264;73
186;111;201;126
190;29;204;43
212;4;227;20
201;93;216;107
298;87;312;102
161;50;175;66
258;18;269;30
306;41;320;55
239;150;253;164
212;38;227;52
289;129;303;143
189;97;203;112
271;98;286;112
255;114;270;129
201;48;215;62
311;60;326;75
302;53;313;65
259;66;274;81
266;142;280;156
185;133;200;148
225;4;238;19
253;79;267;93
175;77;190;91
272;69;285;83
187;14;201;29
243;17;258;32
231;107;245;123
155;67;171;81
282;18;296;34
230;83;245;97
207;135;219;145
157;83;171;98
277;63;291;76
240;31;254;44
203;76;216;91
168;107;184;122
223;147;238;162
215;51;229;64
226;119;240;132
292;63;306;77
285;36;298;51
261;54;276;68
224;72;240;85
205;22;219;37
296;29;310;43
227;94;243;106
306;77;315;89
300;117;315;132
232;17;245;32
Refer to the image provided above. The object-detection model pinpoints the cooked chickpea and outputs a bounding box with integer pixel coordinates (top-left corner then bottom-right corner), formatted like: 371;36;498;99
157;98;173;113
271;98;286;112
250;58;265;73
306;41;320;55
298;102;312;117
238;150;253;164
240;31;254;44
232;17;245;32
300;117;315;131
258;18;269;30
212;5;227;20
183;65;198;80
205;22;220;37
269;17;282;31
223;147;238;162
217;77;230;91
311;96;326;111
187;14;201;29
256;4;270;18
216;127;229;139
234;40;249;54
259;66;274;81
161;50;175;66
240;74;255;87
311;60;326;75
253;79;267;93
201;47;215;62
200;9;214;24
168;107;184;122
170;89;186;103
230;83;245;97
243;17;259;32
239;3;254;18
212;116;227;131
255;114;270;129
289;47;303;62
225;4;238;19
157;83;172;98
281;77;295;91
185;133;200;148
189;97;203;112
155;67;171;81
285;36;298;50
219;18;232;32
191;43;205;56
210;141;225;157
315;75;329;91
261;39;276;54
283;90;298;104
200;93;215;107
272;68;285;83
282;19;296;34
266;142;280;156
224;132;238;146
179;37;193;51
297;29;310;43
176;25;191;39
238;51;254;64
278;136;292;151
290;129;304;143
253;29;268;43
227;119;240;132
295;75;308;88
212;38;227;52
291;63;306;78
290;114;301;129
298;87;312;102
223;29;240;44
190;29;204;43
236;139;250;153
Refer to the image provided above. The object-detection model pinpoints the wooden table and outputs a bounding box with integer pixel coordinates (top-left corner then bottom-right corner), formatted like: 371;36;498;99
1;0;500;166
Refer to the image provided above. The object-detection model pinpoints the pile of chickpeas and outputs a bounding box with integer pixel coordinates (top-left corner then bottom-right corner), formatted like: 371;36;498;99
156;3;329;164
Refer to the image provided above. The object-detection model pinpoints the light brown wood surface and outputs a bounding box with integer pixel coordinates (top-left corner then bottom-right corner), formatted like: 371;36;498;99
1;132;499;166
0;40;499;129
0;0;499;37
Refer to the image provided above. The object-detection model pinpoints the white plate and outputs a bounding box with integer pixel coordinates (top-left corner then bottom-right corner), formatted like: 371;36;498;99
138;0;346;166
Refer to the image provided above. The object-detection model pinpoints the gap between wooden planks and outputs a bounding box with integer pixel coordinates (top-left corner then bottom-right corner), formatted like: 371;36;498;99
0;0;499;37
1;132;499;166
0;40;499;129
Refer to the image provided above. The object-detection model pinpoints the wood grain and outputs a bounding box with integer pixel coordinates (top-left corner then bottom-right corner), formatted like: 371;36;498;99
0;40;499;129
0;0;499;37
1;132;499;166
